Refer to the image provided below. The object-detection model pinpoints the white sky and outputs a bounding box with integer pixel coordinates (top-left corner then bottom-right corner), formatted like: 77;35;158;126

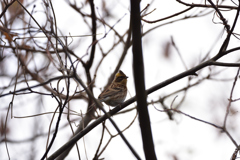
1;0;240;160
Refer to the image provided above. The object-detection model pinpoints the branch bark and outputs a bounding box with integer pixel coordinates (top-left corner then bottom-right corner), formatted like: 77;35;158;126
130;0;157;160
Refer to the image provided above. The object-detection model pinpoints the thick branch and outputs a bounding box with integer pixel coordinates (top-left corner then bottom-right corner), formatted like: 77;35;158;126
130;0;157;160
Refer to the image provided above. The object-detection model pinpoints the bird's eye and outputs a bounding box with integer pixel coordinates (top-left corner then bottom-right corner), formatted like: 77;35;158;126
115;77;124;82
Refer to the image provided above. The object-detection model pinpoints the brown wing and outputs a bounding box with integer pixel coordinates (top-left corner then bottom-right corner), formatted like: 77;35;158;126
98;83;123;100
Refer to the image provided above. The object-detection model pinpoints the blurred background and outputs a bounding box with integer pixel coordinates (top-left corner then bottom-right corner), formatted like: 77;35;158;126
1;0;240;159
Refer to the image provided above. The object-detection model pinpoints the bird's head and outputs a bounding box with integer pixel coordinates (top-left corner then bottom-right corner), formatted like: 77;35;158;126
113;70;128;85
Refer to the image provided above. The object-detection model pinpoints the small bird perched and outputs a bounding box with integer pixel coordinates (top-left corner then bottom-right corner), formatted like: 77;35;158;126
97;70;128;107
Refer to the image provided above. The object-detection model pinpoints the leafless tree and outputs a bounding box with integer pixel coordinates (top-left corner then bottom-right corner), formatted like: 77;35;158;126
1;0;240;159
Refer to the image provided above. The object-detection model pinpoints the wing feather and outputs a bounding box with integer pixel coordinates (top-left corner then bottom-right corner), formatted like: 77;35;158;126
98;84;123;100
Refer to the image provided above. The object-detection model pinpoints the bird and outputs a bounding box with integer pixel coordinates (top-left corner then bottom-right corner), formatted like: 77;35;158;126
97;70;128;107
